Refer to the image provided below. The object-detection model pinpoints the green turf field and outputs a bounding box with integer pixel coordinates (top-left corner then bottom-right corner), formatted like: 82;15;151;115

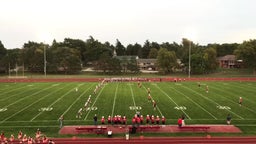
0;81;256;137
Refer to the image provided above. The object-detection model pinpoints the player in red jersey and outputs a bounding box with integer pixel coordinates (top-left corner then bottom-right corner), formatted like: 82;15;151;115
151;115;155;124
146;115;150;124
107;116;111;124
123;116;127;125
101;116;105;124
156;116;160;124
140;115;144;124
161;116;166;124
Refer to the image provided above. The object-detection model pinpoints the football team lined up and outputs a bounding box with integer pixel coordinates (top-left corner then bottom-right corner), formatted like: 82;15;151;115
0;129;54;144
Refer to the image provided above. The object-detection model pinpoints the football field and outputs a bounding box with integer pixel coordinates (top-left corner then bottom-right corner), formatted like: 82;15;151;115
0;80;256;136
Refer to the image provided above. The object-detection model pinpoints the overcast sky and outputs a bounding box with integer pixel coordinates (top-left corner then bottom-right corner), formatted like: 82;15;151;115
1;0;256;49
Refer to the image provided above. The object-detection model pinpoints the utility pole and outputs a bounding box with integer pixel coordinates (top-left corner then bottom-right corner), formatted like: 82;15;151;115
44;44;47;77
188;40;191;78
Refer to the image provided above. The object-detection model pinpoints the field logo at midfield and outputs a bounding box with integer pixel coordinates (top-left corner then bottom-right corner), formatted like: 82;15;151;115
0;108;7;112
174;106;187;110
85;107;98;111
216;106;231;110
129;106;142;110
38;107;53;112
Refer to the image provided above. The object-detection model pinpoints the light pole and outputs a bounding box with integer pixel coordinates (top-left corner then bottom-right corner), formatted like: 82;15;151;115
188;40;191;78
44;44;47;77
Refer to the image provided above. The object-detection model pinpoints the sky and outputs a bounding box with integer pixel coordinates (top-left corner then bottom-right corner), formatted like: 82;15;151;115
1;0;256;49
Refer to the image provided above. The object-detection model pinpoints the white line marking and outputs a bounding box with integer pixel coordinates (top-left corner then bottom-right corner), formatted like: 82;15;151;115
111;83;119;117
154;84;191;119
170;86;217;120
60;84;94;117
84;85;106;120
182;84;244;120
0;84;61;123
31;84;84;121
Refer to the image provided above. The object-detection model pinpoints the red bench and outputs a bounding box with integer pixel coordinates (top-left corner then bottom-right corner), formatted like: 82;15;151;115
76;126;107;134
129;125;161;132
179;126;210;132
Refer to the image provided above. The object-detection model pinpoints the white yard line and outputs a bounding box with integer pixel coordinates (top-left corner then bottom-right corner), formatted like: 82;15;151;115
225;82;256;104
111;83;119;117
129;84;137;108
182;85;244;120
170;86;217;120
154;84;191;119
0;85;31;101
0;86;34;102
60;84;94;118
0;84;62;123
31;84;84;121
84;85;106;120
2;84;54;109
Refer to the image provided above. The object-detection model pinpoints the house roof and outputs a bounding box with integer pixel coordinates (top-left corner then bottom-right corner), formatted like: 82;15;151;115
114;55;138;60
217;55;236;61
137;59;157;63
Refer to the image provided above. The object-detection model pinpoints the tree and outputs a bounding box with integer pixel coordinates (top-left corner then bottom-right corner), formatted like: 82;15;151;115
115;39;126;56
203;47;218;73
22;41;45;73
0;41;7;73
234;39;256;73
190;53;205;74
157;48;177;74
148;48;158;58
126;43;142;56
50;46;81;74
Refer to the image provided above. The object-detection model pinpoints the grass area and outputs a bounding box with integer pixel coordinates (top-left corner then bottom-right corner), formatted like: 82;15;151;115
0;81;256;138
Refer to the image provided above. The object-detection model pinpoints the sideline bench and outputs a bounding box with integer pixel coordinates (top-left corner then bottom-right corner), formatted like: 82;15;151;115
179;126;210;132
129;125;161;132
76;126;107;134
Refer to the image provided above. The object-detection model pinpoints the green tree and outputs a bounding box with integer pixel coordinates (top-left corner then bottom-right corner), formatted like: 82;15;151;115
203;47;218;73
148;48;158;58
115;39;126;56
22;41;45;73
234;39;256;73
190;53;205;74
0;41;7;73
50;46;81;74
157;48;177;74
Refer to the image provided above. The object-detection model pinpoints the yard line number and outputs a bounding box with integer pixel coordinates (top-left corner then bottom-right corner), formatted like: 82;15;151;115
216;105;231;110
0;108;7;112
129;106;142;110
174;106;187;110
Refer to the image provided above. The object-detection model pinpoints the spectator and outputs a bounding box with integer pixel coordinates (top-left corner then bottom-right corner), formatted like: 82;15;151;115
93;114;98;125
227;114;232;125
